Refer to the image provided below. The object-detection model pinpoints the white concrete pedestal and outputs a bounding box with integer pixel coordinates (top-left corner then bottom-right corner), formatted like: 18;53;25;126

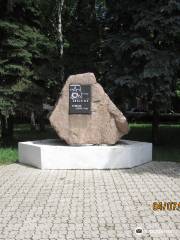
18;139;152;169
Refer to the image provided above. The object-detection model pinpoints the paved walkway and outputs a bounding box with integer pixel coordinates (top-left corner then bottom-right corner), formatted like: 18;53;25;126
0;162;180;240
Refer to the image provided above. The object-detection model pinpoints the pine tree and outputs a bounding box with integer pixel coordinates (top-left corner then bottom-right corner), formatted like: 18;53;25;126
63;0;100;76
0;0;59;140
102;0;180;144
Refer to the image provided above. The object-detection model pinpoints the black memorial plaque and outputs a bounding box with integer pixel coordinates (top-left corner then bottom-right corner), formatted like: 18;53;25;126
69;84;91;114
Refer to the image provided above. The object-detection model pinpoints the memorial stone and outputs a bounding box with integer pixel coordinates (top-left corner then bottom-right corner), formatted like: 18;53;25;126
50;73;129;145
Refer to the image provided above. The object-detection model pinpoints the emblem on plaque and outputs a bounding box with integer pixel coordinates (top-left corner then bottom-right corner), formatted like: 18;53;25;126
69;84;91;114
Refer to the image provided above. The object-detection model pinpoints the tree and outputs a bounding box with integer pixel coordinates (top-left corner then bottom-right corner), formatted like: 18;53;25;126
63;0;101;77
102;0;180;144
0;0;59;140
54;0;65;83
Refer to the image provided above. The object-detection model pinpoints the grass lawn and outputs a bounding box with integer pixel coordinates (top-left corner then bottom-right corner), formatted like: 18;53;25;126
0;148;18;165
0;124;57;165
125;123;180;162
0;123;180;165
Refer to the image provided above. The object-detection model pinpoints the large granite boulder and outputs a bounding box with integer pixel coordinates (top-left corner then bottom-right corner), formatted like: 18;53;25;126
50;73;129;145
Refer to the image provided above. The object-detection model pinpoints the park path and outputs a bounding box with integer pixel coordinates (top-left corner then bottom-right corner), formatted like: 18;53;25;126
0;162;180;240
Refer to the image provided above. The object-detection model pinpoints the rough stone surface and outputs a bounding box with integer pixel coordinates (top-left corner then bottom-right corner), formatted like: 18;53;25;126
50;73;129;145
0;162;180;239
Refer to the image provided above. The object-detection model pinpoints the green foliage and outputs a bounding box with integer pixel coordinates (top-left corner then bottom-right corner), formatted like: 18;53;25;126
63;0;101;76
102;0;180;112
1;0;179;134
0;0;60;118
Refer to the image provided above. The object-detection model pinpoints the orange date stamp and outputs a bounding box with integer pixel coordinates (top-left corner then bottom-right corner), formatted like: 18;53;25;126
153;202;180;211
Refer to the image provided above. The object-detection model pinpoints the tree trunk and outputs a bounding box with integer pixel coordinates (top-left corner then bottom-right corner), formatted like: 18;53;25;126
57;0;64;83
39;121;45;132
1;115;6;139
152;108;159;145
7;0;14;13
30;111;38;130
0;115;14;140
39;113;46;132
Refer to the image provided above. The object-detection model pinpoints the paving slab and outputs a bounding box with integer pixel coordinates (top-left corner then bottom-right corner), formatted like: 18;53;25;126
0;161;180;239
